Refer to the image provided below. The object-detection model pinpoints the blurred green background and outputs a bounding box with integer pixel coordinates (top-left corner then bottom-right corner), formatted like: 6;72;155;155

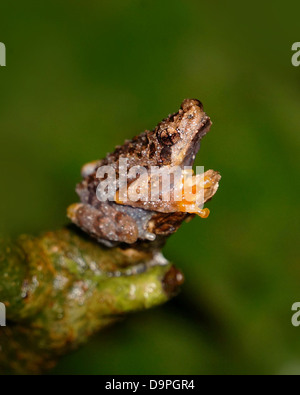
1;0;300;375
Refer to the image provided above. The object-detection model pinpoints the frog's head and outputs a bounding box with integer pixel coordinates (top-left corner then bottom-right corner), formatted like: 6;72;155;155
154;99;212;167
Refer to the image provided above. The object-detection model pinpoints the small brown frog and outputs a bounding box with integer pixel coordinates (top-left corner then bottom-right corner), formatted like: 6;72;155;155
68;99;221;247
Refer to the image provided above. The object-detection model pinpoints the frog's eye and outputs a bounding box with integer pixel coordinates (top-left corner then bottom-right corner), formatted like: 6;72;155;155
157;127;181;146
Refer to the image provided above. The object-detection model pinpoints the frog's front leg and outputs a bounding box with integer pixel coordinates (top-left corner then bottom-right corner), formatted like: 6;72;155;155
67;202;139;245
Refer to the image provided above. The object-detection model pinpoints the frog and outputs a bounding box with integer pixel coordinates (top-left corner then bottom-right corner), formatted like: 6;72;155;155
67;99;221;247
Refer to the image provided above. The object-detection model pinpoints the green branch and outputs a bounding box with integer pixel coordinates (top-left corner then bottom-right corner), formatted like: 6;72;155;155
0;228;183;374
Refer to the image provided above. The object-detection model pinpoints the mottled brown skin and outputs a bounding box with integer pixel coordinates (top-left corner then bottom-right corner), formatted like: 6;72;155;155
68;99;216;247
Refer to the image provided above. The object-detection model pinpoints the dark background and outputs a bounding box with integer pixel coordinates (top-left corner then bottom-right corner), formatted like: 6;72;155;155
1;0;300;374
